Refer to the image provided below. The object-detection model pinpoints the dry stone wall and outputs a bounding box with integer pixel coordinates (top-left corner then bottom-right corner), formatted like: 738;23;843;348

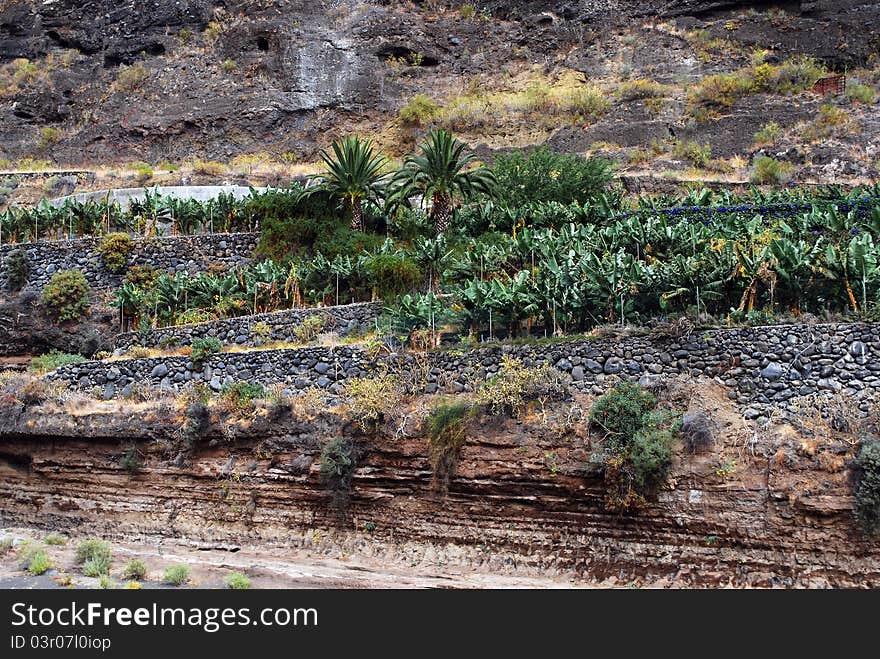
49;322;880;414
0;232;259;291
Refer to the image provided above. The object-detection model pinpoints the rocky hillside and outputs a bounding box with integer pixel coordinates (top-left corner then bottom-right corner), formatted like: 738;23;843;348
1;1;879;185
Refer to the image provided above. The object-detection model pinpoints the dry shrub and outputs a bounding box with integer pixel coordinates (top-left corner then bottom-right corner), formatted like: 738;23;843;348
344;372;403;431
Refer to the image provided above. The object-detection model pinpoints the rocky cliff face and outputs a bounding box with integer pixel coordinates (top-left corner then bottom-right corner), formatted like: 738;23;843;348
1;381;877;587
2;1;878;167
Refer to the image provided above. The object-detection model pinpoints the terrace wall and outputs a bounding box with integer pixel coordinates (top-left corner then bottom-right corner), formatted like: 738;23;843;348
49;321;880;415
0;232;259;291
113;302;384;350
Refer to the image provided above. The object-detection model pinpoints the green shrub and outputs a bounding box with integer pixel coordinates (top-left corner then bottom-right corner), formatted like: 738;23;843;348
75;538;111;566
477;356;568;417
618;78;669;100
491;146;612;207
42;270;90;321
589;381;657;451
191;336;222;365
20;547;51;575
751;156;793;184
43;533;67;546
589;384;678;512
115;64;148;92
754;121;782;145
82;556;111;577
99;232;132;273
130;161;154;184
5;247;29;291
853;436;880;535
38;126;63;148
292;314;326;343
98;575;115;589
426;401;474;489
163;564;190;586
399;94;441;125
122;559;147;580
364;253;423;299
226;571;250;589
672;140;712;168
120;443;144;473
803;104;858;141
319;437;356;491
344;374;402;430
219;381;265;415
29;350;84;374
846;82;875;104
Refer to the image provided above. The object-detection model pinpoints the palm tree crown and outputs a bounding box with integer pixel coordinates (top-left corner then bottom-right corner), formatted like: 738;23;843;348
316;136;389;231
392;129;496;234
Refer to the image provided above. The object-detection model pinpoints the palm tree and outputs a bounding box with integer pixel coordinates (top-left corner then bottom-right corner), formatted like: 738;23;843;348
392;129;496;234
314;136;389;232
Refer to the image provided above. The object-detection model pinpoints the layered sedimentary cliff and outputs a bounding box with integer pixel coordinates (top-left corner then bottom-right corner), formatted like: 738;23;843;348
0;381;876;587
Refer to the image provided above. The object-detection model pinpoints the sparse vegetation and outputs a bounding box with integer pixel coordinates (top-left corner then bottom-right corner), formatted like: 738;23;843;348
853;436;880;535
399;94;442;125
426;401;474;490
75;539;112;571
218;381;265;415
226;571;251;589
672;140;712;168
5;248;29;291
29;350;84;374
751;156;793;184
846;82;875;104
38;126;63;148
43;533;67;546
191;336;222;365
42;270;90;321
754;121;783;145
163;564;190;586
477;356;567;417
344;374;402;430
319;437;356;491
122;559;148;580
115;65;148;92
19;546;51;575
99;232;132;273
292;314;326;343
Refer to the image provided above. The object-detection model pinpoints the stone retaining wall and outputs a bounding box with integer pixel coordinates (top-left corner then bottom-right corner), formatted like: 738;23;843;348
0;232;259;291
113;302;384;350
48;322;880;413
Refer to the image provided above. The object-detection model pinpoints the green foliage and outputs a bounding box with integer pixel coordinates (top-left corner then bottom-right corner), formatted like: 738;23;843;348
589;382;657;451
226;571;251;589
391;129;496;233
754;121;783;145
190;336;222;365
130;161;154;184
490;146;612;207
29;350;84;374
315;136;389;231
4;247;29;291
846;82;876;104
589;384;677;512
122;559;148;580
82;556;111;577
672;140;712;168
399;94;441;125
364;253;423;298
751;156;793;184
98;575;115;589
219;381;265;412
853;436;880;535
618;78;669;100
120;443;144;473
292;314;326;343
163;564;190;586
319;437;356;490
38;126;63;148
43;533;67;546
99;232;132;273
19;547;51;575
42;270;89;321
344;374;401;430
477;356;568;417
75;538;111;567
426;401;474;489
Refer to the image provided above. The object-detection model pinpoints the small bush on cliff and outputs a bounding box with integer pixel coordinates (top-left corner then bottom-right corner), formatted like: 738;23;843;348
98;232;132;273
75;538;111;573
589;383;678;512
477;356;568;417
5;247;29;291
42;270;89;321
853;436;880;535
19;547;51;576
319;437;356;491
29;350;84;374
122;560;147;580
226;571;251;590
191;336;222;366
163;564;190;586
120;443;144;473
219;381;265;416
426;401;475;491
344;373;402;431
